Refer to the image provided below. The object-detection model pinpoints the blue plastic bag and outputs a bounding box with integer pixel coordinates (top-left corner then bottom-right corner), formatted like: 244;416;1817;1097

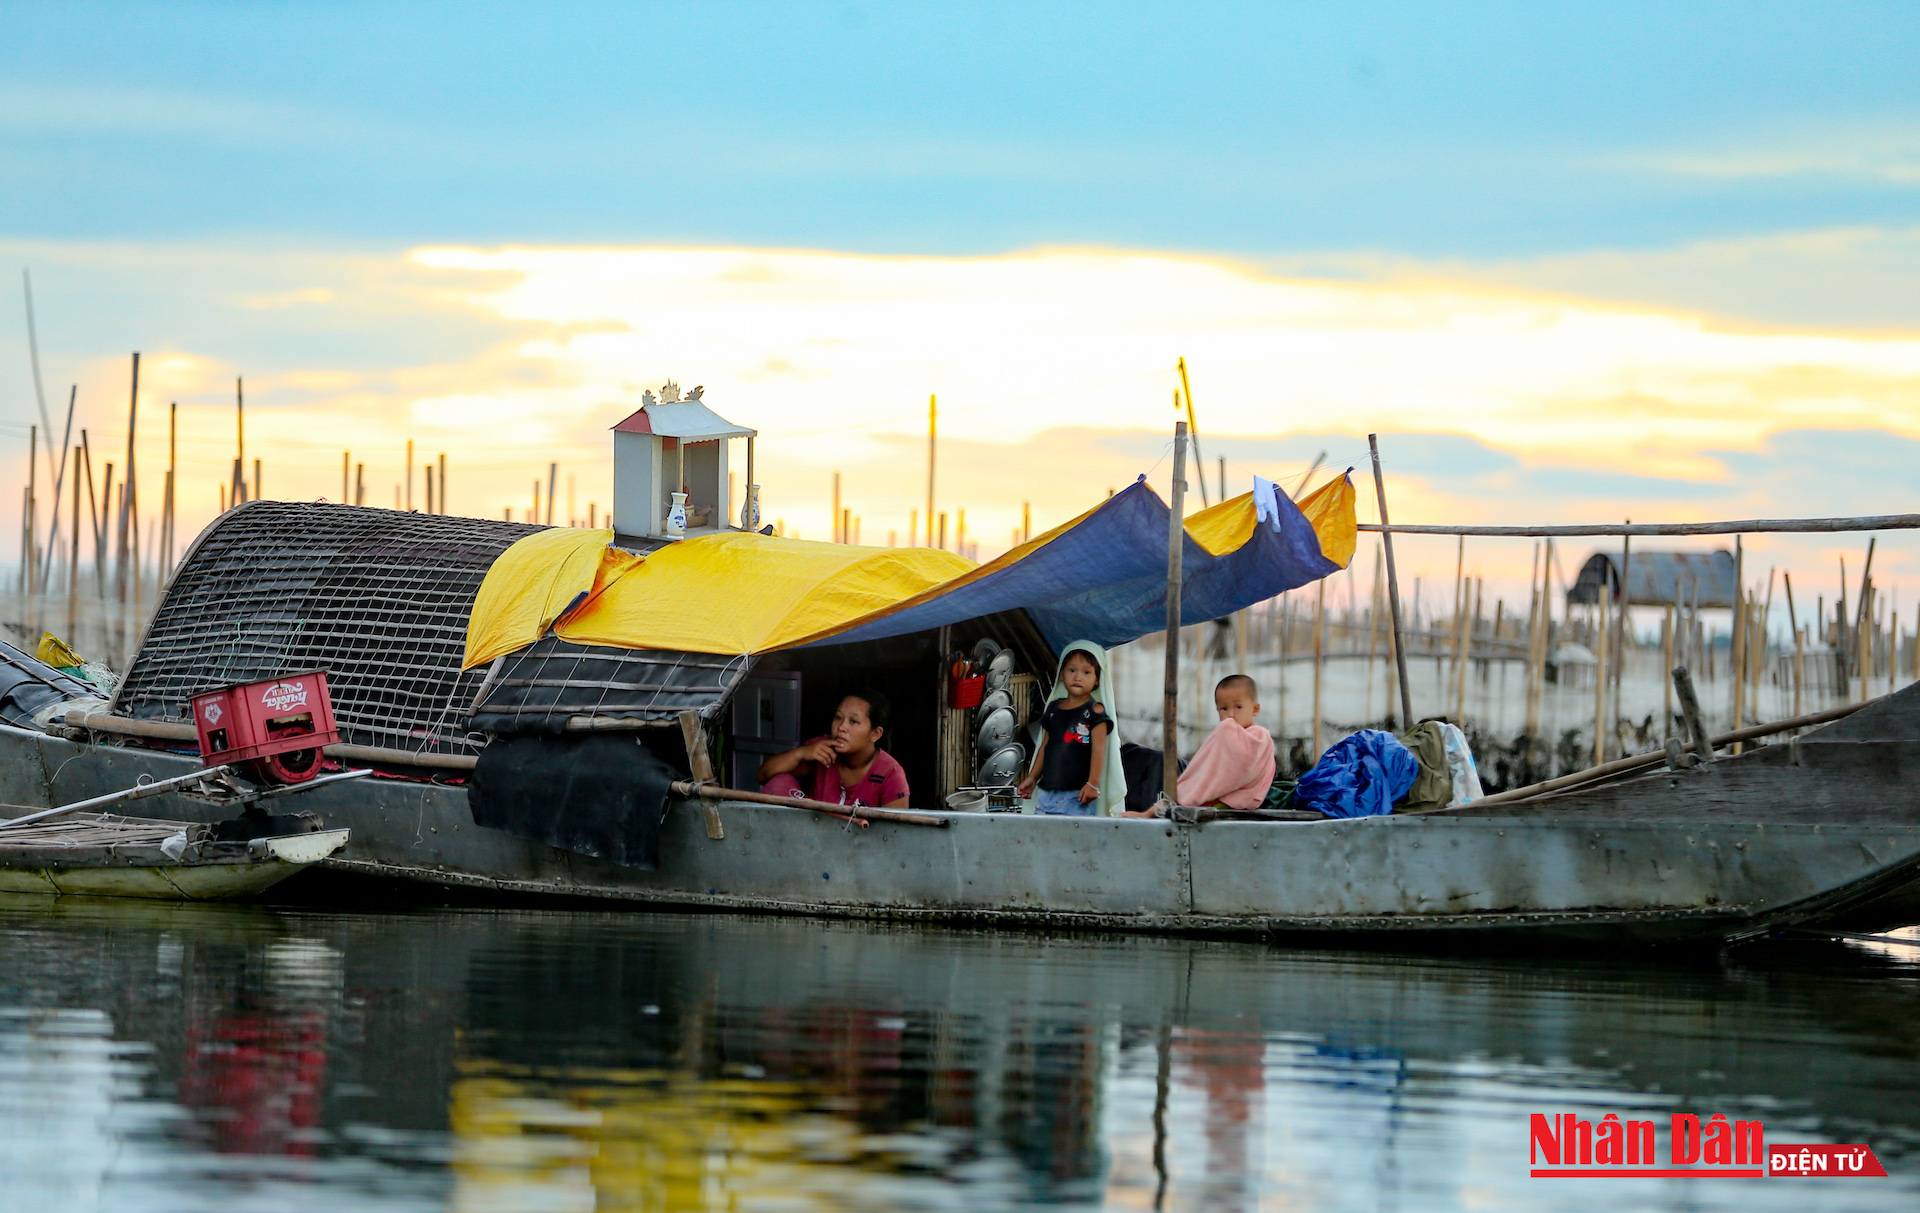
1294;729;1418;819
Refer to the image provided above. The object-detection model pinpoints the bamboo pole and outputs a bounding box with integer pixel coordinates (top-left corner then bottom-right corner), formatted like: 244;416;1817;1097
233;377;245;505
926;394;936;547
1731;537;1745;736
668;780;948;827
1447;535;1466;710
1612;523;1630;749
1311;578;1325;758
1162;421;1190;803
1892;610;1900;696
66;444;80;640
1366;549;1384;724
43;385;75;580
1661;604;1675;735
1176;359;1208;508
1525;540;1548;738
1592;585;1609;767
831;470;841;542
1367;435;1414;729
1784;571;1802;716
1357;516;1920;537
1859;583;1874;704
438;453;448;516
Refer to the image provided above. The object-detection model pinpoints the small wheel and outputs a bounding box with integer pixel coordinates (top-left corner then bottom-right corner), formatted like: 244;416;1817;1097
260;747;321;784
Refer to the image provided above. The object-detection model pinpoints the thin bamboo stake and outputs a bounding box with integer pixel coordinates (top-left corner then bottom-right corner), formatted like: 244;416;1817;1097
1784;571;1802;716
1358;516;1920;537
438;453;448;516
926;394;937;547
66;444;80;640
1859;582;1874;704
43;385;75;577
1661;604;1675;735
1524;540;1547;738
1367;435;1414;729
1312;578;1325;758
1366;549;1383;723
1163;421;1189;804
1612;523;1630;750
1731;537;1745;735
233;377;245;505
1592;585;1609;767
1447;535;1466;710
1176;359;1208;508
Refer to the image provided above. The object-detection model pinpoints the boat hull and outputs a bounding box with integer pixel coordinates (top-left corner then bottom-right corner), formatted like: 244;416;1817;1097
3;726;1915;941
0;855;316;900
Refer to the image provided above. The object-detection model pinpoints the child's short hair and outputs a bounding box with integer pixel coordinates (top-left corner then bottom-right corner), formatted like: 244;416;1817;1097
1215;673;1257;698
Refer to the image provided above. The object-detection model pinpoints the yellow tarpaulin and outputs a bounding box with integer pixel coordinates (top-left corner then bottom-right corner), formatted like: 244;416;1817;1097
463;528;644;669
464;476;1356;667
1184;474;1357;566
463;529;974;668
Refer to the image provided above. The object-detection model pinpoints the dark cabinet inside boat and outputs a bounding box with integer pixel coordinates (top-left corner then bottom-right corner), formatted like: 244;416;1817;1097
729;671;802;788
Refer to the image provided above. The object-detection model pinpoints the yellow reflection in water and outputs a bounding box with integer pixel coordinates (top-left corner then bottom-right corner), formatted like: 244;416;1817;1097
449;1060;941;1213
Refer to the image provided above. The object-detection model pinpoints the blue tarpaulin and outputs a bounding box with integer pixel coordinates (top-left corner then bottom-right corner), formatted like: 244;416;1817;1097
1293;729;1418;819
804;476;1346;652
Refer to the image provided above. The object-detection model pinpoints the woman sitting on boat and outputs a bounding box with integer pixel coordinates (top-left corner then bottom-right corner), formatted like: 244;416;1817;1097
756;691;910;809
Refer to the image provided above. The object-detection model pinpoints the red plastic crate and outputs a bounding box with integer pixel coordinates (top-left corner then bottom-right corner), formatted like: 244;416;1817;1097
190;671;340;783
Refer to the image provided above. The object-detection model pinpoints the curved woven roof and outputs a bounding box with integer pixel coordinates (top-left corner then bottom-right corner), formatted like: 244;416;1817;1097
113;501;542;756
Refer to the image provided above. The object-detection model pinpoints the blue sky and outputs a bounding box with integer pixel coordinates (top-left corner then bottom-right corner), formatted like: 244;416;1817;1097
6;3;1920;598
8;3;1920;264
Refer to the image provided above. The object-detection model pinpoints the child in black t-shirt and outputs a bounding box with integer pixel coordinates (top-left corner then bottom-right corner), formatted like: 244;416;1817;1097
1016;647;1112;816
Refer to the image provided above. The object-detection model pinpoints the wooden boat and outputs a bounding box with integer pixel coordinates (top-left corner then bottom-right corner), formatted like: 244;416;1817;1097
2;708;1916;940
0;810;348;901
11;489;1919;942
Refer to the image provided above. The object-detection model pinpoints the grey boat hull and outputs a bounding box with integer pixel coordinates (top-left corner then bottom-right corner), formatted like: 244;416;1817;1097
2;725;1916;943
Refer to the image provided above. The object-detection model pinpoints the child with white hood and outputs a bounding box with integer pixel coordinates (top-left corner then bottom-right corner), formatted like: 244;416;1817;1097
1016;641;1128;816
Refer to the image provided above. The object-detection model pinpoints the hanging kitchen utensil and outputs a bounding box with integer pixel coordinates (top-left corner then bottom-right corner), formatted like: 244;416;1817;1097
974;705;1017;753
977;742;1026;787
970;638;1002;666
984;648;1016;690
979;688;1014;714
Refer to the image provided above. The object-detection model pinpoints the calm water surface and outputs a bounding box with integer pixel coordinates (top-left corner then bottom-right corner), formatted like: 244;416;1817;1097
0;893;1915;1212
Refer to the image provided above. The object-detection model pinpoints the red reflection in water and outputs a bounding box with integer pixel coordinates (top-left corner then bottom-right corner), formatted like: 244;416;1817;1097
180;1007;329;1155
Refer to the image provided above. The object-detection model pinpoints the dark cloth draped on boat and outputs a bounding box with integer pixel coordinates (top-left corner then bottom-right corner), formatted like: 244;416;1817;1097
1294;730;1418;819
469;733;676;869
1119;743;1183;815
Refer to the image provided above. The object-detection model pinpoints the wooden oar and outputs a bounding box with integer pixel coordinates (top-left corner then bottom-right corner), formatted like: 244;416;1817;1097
0;765;233;830
669;780;950;828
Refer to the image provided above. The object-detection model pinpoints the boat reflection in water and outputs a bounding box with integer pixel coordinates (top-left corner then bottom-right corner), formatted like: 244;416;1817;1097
0;896;1917;1211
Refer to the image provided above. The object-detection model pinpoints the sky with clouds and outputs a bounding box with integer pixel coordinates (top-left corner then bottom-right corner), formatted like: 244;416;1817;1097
5;2;1920;610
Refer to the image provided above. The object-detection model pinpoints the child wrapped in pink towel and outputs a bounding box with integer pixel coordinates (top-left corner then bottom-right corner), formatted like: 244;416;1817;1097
1176;674;1276;809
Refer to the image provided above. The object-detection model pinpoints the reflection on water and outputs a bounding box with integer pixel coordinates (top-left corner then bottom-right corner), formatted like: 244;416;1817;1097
0;893;1915;1212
